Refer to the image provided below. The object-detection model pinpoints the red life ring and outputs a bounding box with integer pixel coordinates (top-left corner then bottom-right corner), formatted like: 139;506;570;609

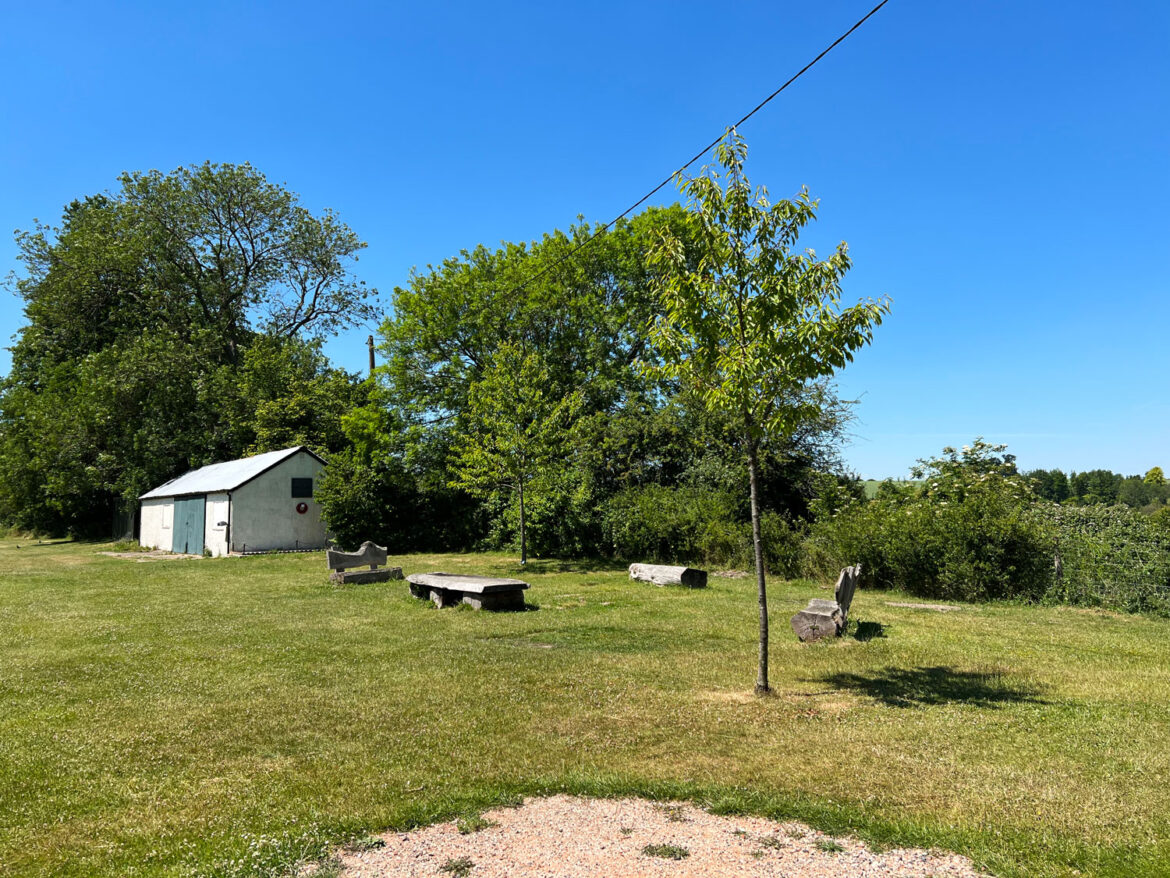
296;502;308;514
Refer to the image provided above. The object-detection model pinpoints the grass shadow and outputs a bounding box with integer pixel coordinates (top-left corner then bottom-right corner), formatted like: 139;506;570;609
512;557;630;575
2;537;79;549
852;620;885;642
817;665;1047;709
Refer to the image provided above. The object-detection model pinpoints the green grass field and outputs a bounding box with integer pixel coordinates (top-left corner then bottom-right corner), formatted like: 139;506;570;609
862;478;920;498
1;539;1168;877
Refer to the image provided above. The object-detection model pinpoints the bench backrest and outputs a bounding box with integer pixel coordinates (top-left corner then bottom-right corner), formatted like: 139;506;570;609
835;564;861;615
326;540;388;571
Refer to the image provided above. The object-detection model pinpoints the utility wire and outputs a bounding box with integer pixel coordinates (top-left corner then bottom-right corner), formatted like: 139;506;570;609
508;0;891;296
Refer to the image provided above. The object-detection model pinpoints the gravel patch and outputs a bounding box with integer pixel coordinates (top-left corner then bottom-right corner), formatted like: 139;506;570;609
336;795;989;877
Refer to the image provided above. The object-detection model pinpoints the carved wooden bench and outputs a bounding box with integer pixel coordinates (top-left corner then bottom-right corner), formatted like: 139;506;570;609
406;572;529;611
790;564;860;641
326;540;403;585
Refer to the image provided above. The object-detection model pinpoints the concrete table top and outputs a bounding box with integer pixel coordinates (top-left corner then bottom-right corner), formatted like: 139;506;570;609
405;573;529;594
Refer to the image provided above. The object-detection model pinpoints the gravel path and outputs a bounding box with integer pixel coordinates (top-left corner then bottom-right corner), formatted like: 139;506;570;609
336;795;988;877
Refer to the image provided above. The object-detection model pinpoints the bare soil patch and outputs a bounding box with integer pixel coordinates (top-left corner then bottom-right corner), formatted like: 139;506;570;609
334;795;987;877
885;601;962;613
98;550;202;562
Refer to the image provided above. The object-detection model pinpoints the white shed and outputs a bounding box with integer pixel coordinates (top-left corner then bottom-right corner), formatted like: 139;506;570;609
138;446;327;556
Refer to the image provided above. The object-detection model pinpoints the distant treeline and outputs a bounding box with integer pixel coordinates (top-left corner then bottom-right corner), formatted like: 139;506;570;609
1025;467;1168;512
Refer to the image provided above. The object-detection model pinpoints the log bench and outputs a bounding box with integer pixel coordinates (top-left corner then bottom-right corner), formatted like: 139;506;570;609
628;563;708;589
326;540;403;585
790;564;861;642
406;572;529;611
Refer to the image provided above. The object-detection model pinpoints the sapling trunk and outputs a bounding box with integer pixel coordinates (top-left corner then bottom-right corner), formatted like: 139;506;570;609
747;439;769;694
518;481;527;566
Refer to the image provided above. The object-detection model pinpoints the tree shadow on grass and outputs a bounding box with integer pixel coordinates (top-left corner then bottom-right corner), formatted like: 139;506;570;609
508;557;630;575
817;665;1048;709
852;620;885;642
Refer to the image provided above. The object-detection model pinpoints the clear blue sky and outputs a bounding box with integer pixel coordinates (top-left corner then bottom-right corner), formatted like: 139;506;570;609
1;1;1166;478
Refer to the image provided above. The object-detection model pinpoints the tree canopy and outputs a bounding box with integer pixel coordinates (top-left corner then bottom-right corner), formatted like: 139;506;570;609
0;163;375;535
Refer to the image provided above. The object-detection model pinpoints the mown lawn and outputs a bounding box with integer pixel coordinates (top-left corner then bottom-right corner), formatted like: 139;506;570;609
1;539;1168;878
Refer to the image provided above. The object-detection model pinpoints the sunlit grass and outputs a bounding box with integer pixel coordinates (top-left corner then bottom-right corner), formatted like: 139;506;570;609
0;540;1168;877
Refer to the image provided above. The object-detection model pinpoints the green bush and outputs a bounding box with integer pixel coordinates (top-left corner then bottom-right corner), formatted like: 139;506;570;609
483;468;602;559
805;441;1052;601
806;491;1052;602
758;510;804;579
806;441;1170;614
600;483;802;574
602;484;733;564
316;449;483;552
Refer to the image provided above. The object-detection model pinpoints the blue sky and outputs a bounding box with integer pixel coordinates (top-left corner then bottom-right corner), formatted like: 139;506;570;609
1;0;1166;478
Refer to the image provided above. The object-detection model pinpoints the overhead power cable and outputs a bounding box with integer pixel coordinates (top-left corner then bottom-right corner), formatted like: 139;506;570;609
508;0;891;296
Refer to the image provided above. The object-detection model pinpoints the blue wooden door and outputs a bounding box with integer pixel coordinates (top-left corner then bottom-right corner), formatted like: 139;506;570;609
171;496;205;555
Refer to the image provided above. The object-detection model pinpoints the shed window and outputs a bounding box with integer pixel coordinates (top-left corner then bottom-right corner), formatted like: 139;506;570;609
291;478;313;498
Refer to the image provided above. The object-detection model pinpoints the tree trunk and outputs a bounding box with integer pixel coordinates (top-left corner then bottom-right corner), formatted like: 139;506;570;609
747;438;769;695
518;481;527;566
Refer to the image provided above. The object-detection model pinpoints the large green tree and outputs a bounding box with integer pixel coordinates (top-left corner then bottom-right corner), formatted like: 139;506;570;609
647;130;889;694
338;203;861;559
371;206;702;554
1;163;375;535
13;163;377;368
380;206;698;425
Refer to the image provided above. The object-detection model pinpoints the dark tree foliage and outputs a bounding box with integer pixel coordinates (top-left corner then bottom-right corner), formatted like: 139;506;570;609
1028;467;1169;512
1026;469;1070;503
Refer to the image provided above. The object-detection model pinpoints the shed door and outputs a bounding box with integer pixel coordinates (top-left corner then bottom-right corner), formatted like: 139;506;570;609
171;496;205;555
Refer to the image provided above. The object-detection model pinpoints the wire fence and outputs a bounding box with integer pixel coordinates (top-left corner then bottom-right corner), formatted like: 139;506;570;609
1037;505;1170;615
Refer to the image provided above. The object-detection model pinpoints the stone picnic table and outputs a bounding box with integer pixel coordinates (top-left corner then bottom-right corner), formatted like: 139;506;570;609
406;572;529;611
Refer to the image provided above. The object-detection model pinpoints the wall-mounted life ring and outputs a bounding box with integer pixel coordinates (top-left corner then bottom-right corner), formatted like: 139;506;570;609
296;502;309;514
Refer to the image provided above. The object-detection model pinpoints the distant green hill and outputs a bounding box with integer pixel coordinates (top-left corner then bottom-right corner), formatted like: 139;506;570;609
862;479;921;499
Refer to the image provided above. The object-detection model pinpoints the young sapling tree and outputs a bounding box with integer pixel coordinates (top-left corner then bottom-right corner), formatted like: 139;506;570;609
646;130;889;693
449;342;583;564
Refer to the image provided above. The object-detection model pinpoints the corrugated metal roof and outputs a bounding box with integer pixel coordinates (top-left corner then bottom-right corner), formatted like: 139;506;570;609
139;446;323;499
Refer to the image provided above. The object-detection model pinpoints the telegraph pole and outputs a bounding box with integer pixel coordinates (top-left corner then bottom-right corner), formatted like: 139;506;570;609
367;334;375;377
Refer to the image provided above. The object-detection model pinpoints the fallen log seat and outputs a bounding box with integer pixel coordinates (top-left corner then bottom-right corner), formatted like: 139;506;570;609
628;563;708;589
326;540;403;584
406;573;529;611
790;564;861;642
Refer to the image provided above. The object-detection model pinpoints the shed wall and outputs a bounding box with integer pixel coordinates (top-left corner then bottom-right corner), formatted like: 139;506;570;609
230;452;327;552
139;498;173;551
204;492;230;557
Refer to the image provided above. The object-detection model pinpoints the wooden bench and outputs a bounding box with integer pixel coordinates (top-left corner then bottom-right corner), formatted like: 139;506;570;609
790;564;860;642
326;540;403;585
406;572;529;611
